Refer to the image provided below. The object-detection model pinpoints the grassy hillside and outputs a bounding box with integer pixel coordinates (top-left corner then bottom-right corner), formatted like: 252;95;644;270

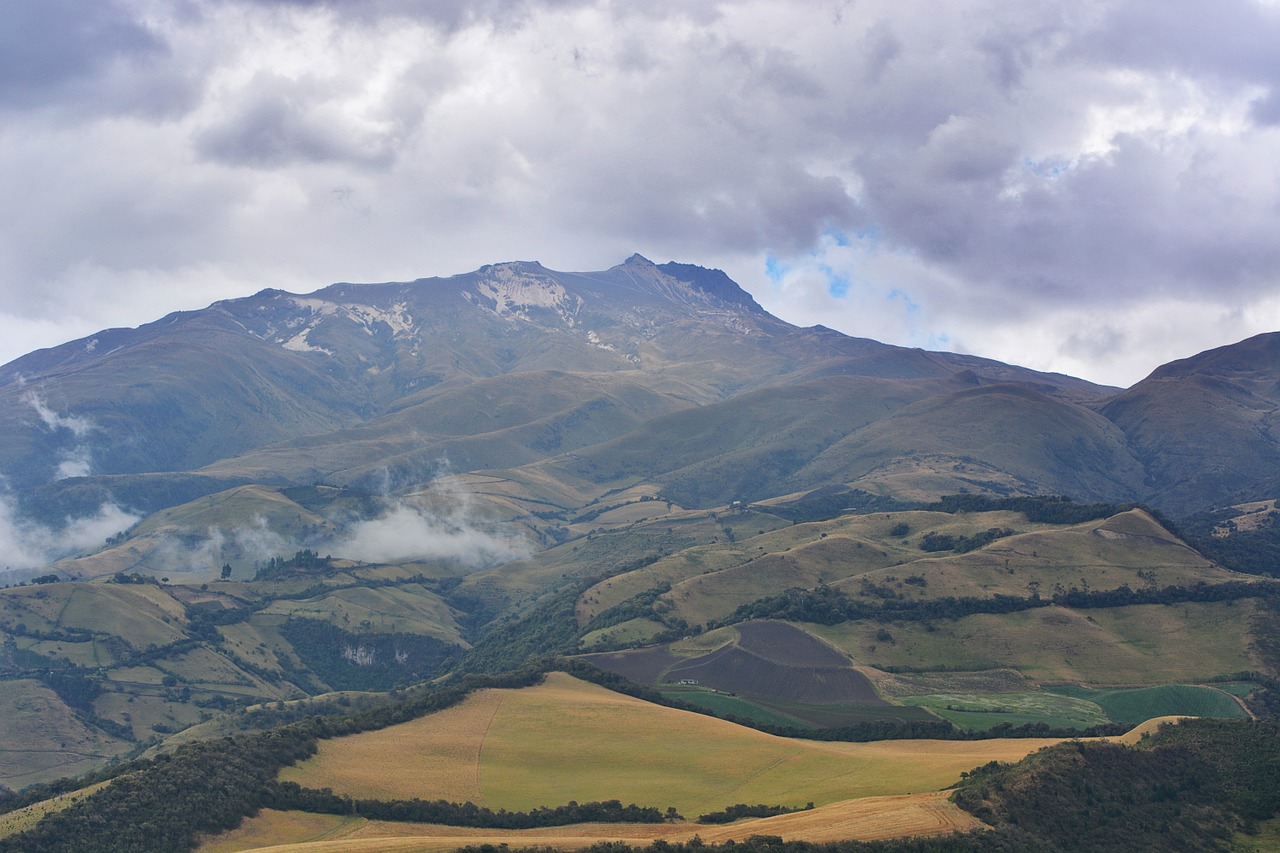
279;672;1065;815
575;506;1244;630
0;566;470;789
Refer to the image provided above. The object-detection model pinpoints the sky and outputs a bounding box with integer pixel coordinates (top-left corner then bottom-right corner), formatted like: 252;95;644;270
2;1;1280;388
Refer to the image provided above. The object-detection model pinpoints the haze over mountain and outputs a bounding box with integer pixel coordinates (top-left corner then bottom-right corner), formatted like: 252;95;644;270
1;256;1277;576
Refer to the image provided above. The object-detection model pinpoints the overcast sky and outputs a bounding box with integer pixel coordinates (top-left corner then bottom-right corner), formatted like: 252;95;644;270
2;0;1279;387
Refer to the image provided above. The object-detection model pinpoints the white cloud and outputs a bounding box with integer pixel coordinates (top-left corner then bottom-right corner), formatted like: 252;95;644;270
334;497;530;566
1;0;1279;386
0;493;140;573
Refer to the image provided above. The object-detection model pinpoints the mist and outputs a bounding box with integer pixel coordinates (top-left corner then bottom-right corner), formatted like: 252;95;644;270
333;499;529;567
25;393;97;480
0;491;140;574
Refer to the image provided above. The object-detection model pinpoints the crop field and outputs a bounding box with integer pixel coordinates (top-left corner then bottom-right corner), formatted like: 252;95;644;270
1046;684;1247;724
662;686;938;729
198;791;984;852
899;692;1112;731
579;647;680;685
584;620;885;707
280;673;1066;817
663;643;886;704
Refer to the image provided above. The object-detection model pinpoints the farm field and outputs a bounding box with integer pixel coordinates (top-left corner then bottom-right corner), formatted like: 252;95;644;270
660;685;937;729
899;691;1111;731
197;791;984;852
278;673;1067;817
1046;683;1249;724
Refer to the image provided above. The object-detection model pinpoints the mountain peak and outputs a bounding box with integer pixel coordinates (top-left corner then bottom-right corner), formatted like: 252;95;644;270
656;261;763;312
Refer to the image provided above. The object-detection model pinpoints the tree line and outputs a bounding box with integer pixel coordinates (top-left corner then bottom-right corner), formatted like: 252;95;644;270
713;579;1280;628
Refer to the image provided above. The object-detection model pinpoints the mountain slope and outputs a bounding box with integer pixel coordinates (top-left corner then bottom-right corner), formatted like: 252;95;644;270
1102;331;1280;515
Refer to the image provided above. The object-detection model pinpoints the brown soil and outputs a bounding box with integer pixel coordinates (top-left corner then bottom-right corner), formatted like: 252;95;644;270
577;647;678;684
665;644;886;705
733;620;853;666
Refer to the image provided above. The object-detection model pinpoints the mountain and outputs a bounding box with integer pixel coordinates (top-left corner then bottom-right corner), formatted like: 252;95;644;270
2;256;1278;581
1102;332;1280;516
3;258;1280;851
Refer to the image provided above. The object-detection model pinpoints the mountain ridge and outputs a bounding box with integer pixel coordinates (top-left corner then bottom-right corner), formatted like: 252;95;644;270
1;256;1277;574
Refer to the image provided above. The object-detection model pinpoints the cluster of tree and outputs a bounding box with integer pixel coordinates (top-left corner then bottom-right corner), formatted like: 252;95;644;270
918;527;1014;553
0;666;552;853
715;579;1280;628
455;583;587;674
952;717;1280;851
453;830;1049;853
109;572;159;585
269;783;676;826
252;549;334;581
923;494;1136;525
1178;508;1280;577
0;726;319;853
278;617;464;691
583;583;673;635
696;803;814;824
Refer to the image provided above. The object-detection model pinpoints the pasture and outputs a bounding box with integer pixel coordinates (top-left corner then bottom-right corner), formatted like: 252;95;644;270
280;673;1066;817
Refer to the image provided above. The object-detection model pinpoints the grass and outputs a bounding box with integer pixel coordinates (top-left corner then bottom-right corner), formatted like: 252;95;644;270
1044;684;1247;725
660;685;938;730
0;781;109;840
0;680;131;789
580;617;667;649
899;692;1111;731
576;506;1245;629
198;791;984;852
280;673;1067;818
260;584;465;643
806;600;1261;686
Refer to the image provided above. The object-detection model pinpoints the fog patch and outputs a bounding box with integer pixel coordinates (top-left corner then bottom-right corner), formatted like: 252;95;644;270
0;490;140;573
149;514;298;576
25;393;97;480
334;499;529;567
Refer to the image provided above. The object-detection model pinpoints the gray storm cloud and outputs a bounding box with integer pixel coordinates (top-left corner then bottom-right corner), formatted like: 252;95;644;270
2;0;1280;386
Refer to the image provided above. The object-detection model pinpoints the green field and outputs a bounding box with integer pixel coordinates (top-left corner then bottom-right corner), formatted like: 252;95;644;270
899;691;1111;731
1045;684;1248;724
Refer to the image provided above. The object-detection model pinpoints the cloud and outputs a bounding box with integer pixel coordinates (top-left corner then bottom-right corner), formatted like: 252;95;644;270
334;498;529;566
0;492;140;574
1;0;1279;386
25;394;97;480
